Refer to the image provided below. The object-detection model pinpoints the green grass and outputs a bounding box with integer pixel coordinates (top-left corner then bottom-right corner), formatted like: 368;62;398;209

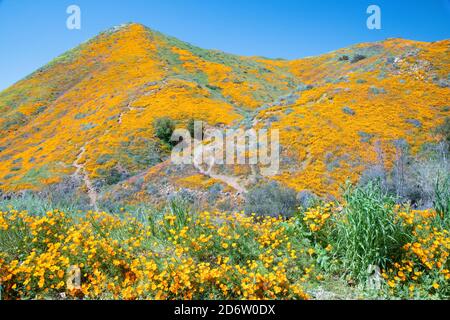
331;181;413;282
433;174;450;228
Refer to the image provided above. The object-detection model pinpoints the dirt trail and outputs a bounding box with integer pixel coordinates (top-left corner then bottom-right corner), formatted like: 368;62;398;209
118;104;146;124
73;146;99;211
208;171;247;195
118;80;169;125
192;142;247;195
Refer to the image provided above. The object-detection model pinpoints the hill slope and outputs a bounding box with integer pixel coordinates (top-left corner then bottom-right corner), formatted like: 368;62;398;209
0;23;448;208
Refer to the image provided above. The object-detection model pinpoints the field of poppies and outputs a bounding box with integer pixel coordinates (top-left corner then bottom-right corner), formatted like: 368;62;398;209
1;181;448;300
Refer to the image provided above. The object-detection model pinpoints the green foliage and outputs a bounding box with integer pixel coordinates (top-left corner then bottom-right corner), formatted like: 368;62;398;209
105;168;126;186
351;54;367;63
124;136;162;169
153;117;176;145
332;182;412;282
433;175;450;228
95;154;112;165
0;193;78;218
17;165;52;187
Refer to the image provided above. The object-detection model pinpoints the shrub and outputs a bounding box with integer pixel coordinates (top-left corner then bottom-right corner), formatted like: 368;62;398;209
275;93;299;106
342;106;356;116
405;119;422;128
105;168;126;185
244;181;298;217
360;140;449;208
39;177;91;210
154;117;176;145
96;154;112;165
207;183;223;203
436;78;449;88
358;131;374;143
370;86;386;94
297;190;319;209
408;154;449;208
205;84;221;92
351;54;367;63
168;189;198;209
332;182;412;282
124;137;162;168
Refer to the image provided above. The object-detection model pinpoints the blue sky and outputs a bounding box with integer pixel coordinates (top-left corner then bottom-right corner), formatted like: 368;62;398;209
0;0;449;91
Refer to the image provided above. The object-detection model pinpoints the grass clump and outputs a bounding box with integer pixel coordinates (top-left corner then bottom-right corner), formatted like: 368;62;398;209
297;182;449;299
433;175;450;228
331;182;412;282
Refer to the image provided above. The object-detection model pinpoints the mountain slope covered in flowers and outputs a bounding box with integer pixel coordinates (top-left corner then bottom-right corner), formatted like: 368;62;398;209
0;23;448;207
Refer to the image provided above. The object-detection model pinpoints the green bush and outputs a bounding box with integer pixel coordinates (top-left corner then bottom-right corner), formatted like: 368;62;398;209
244;181;298;218
105;168;126;185
332;182;412;282
351;54;367;63
153;117;176;145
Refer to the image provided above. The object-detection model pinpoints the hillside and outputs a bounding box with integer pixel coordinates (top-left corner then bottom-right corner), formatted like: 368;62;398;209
0;23;449;209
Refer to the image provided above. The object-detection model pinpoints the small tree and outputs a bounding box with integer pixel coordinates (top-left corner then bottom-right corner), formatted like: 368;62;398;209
154;117;176;145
